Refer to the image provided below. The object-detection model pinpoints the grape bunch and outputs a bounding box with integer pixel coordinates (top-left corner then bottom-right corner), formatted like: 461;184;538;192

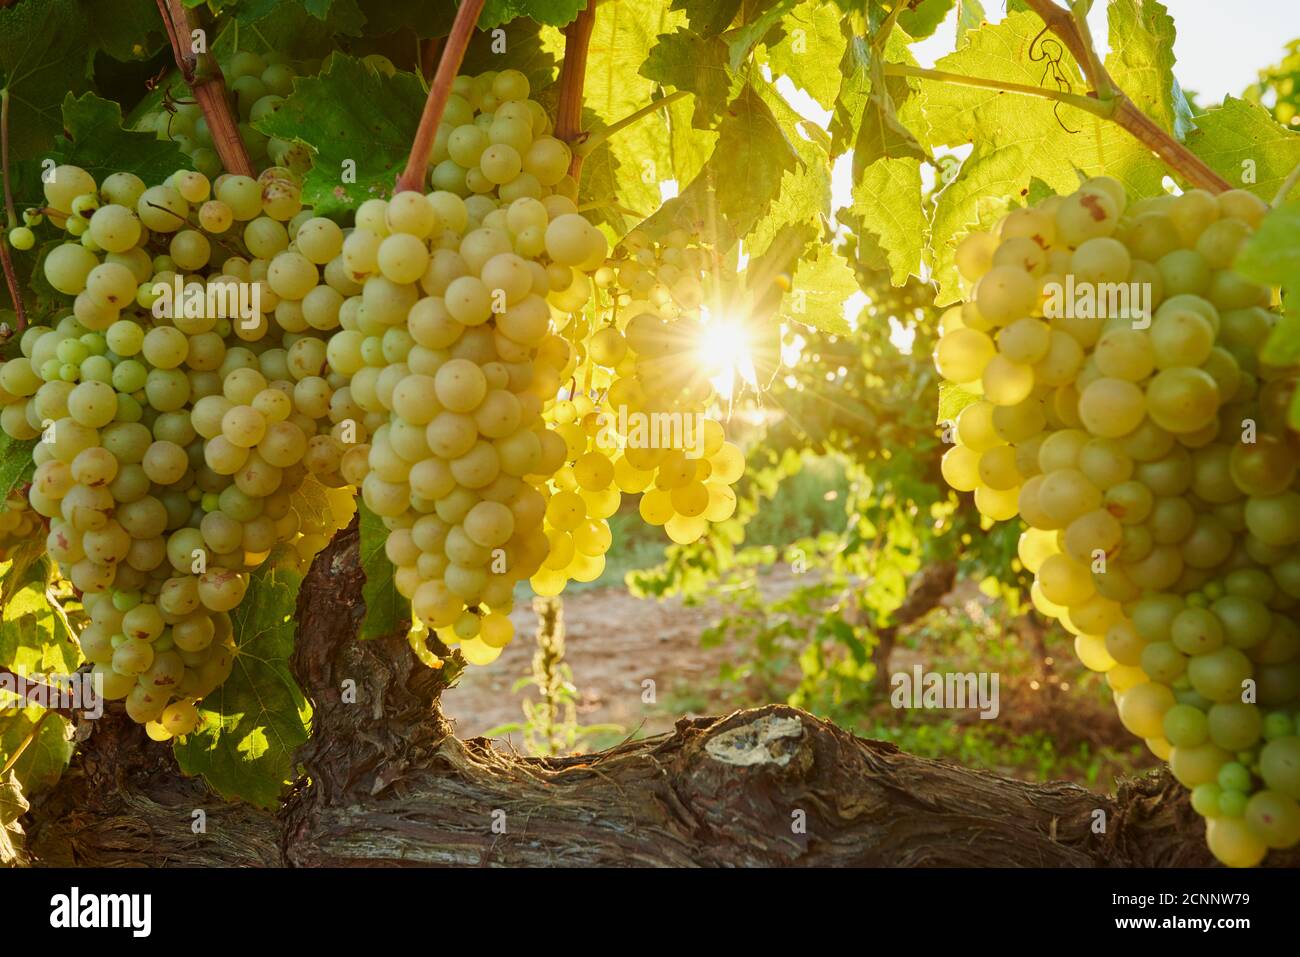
0;161;354;739
935;177;1300;866
133;49;322;177
318;68;609;665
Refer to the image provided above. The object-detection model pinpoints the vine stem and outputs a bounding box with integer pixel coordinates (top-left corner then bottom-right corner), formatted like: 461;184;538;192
554;2;598;181
0;87;25;332
396;0;486;194
155;0;252;177
883;64;1108;115
1069;0;1113;100
1021;0;1230;193
577;91;690;157
1272;160;1300;207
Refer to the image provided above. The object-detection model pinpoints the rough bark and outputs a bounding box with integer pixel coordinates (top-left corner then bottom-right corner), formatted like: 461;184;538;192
21;531;1297;868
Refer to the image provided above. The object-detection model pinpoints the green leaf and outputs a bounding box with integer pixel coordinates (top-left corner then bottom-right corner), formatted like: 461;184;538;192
955;0;986;42
359;502;407;640
564;0;712;234
727;0;799;70
712;84;800;239
829;28;870;157
919;12;1163;303
0;579;82;678
173;558;311;809
745;77;832;254
482;0;589;28
852;157;925;285
1235;200;1300;366
641;29;738;129
0;709;73;797
355;0;451;36
898;0;956;41
786;245;860;335
937;381;978;424
762;0;846;111
640;81;800;245
79;0;168;61
0;0;93;156
671;0;743;37
464;17;560;87
1104;0;1195;141
0;431;35;503
50;93;190;187
254;54;427;218
1186;97;1300;200
229;0;368;47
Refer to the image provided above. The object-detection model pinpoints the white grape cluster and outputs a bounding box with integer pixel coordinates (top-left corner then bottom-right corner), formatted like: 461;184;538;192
936;177;1300;866
135;49;316;178
522;228;750;598
0;163;354;738
321;69;609;666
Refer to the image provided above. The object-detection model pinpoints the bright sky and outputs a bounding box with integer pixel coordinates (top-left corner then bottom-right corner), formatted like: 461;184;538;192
911;0;1297;105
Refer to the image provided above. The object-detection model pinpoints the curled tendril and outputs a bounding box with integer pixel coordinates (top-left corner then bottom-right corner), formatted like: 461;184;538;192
1029;23;1081;134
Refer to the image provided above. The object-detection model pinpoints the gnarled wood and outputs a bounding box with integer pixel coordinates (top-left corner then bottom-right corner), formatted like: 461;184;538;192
22;531;1296;868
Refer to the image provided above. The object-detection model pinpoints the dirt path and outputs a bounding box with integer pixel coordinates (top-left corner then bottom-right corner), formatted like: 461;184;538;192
443;569;809;741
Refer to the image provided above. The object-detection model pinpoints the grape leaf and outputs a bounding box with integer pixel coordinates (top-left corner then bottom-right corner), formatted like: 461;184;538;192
173;557;311;809
830;28;870;157
0;0;94;156
1235;200;1300;367
79;0;169;62
746;77;832;256
564;0;712;234
955;0;986;42
641;29;739;129
0;708;73;797
918;12;1163;303
898;0;956;41
225;0;368;49
762;0;845;111
713;85;800;238
937;381;978;424
1186;97;1300;200
234;0;367;35
464;17;560;87
0;432;35;503
852;157;925;285
639;81;799;245
670;0;742;37
49;93;190;188
254;54;426;218
727;0;799;70
1104;0;1195;141
0;581;72;674
786;245;859;335
482;0;589;29
359;502;407;640
355;0;452;37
